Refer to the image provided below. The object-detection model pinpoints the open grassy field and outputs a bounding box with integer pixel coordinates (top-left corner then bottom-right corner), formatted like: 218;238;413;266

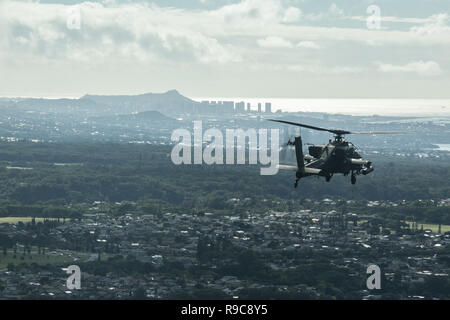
0;217;67;224
406;221;450;233
0;247;91;269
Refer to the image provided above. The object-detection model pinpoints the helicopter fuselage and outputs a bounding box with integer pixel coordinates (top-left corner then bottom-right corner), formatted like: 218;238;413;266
304;138;373;178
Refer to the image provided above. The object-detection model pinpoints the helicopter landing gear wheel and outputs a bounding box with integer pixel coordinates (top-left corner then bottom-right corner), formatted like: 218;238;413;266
351;174;356;185
325;175;331;182
294;179;299;188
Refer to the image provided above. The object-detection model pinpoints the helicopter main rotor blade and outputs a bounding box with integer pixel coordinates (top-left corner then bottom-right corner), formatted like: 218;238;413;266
268;119;408;136
268;119;351;135
349;131;408;135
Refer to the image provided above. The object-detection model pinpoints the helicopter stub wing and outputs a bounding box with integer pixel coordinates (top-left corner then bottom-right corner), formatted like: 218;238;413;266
304;167;322;175
277;165;297;171
277;164;322;175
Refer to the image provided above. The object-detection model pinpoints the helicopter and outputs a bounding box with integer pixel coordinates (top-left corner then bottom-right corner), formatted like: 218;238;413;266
269;119;406;188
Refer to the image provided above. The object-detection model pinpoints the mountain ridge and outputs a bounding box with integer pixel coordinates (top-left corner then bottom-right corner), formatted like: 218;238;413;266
2;90;198;117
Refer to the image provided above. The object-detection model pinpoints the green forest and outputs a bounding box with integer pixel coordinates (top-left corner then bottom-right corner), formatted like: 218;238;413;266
0;141;448;223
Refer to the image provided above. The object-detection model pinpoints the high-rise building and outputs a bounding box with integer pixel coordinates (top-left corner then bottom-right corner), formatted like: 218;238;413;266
246;103;251;112
223;101;234;113
209;101;220;114
258;103;262;113
235;101;245;113
265;102;272;113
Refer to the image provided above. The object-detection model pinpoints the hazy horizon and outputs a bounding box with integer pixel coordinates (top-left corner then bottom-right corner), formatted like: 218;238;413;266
2;91;450;117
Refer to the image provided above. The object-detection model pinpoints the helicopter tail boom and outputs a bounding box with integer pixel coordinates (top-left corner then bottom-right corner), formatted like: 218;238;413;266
293;136;305;171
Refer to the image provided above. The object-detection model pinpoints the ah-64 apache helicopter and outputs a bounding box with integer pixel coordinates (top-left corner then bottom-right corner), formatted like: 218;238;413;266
269;119;406;188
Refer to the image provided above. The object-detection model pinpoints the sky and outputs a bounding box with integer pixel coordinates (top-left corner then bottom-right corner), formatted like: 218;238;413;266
0;0;449;98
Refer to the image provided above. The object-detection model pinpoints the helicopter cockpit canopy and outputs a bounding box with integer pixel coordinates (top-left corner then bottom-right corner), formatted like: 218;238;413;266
308;145;325;158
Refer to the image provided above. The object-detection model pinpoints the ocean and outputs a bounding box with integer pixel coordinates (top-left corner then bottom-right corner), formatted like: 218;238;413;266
192;98;450;118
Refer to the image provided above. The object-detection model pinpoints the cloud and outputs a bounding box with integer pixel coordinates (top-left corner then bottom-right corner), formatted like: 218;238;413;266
350;16;431;24
0;1;242;65
246;62;365;75
328;3;344;18
2;0;450;71
410;13;450;35
306;3;344;21
297;41;320;49
0;0;448;98
257;36;293;48
376;60;443;76
282;6;302;23
287;64;365;75
213;0;301;25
